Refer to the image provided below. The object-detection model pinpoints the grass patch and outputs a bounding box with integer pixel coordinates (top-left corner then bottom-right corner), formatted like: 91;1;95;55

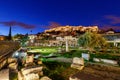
61;50;89;58
43;61;78;80
28;48;58;55
9;71;17;80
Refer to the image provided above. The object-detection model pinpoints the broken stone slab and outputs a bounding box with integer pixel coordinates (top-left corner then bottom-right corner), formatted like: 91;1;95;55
72;57;84;65
8;62;18;70
7;58;17;64
0;59;7;70
101;59;118;65
93;58;100;62
71;64;84;70
0;69;9;80
24;73;39;80
69;76;81;80
40;76;52;80
71;57;84;70
18;71;24;80
93;58;118;65
21;66;43;75
26;54;34;64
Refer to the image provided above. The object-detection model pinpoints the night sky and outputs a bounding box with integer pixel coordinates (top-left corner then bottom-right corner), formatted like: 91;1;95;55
0;0;120;35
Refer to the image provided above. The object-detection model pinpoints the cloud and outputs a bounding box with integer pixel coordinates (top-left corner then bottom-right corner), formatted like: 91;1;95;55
0;21;36;29
100;24;120;30
104;15;120;24
40;22;61;29
93;15;120;31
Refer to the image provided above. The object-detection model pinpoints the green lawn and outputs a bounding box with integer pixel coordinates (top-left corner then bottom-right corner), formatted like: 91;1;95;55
28;48;58;54
43;61;78;80
27;46;120;63
27;46;79;55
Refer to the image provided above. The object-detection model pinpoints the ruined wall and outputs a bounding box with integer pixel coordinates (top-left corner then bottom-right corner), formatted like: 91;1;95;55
0;41;20;69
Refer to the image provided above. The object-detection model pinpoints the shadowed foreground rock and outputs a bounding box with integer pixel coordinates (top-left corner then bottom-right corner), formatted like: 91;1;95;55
18;66;43;80
0;69;9;80
40;76;52;80
0;41;20;69
71;57;84;70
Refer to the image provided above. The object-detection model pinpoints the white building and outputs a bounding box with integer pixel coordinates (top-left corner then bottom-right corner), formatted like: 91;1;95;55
28;34;37;43
56;36;78;47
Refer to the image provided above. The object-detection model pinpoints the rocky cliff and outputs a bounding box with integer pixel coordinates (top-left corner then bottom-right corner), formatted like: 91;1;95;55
45;25;99;33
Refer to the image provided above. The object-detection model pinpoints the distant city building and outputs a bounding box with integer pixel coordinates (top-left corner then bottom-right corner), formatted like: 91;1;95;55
20;25;120;47
0;35;6;40
55;36;78;47
28;34;37;43
106;31;115;34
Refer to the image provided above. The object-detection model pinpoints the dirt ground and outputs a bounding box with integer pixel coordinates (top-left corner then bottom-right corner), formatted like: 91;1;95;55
71;63;120;80
71;72;104;80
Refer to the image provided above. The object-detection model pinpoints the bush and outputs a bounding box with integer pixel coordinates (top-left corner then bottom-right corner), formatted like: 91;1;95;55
43;61;77;80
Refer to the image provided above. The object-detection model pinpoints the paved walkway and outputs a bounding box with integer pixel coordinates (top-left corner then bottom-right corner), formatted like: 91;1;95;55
48;57;73;63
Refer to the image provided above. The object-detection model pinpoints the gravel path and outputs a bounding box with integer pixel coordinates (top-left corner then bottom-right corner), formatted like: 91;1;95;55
48;57;73;63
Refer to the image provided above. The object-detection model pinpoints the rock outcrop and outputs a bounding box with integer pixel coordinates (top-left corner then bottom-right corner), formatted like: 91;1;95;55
45;25;98;33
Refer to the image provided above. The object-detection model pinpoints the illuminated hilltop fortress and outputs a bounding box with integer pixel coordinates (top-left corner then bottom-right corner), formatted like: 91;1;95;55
45;25;98;33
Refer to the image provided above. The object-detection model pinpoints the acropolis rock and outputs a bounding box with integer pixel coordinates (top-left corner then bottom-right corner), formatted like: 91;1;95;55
45;25;98;33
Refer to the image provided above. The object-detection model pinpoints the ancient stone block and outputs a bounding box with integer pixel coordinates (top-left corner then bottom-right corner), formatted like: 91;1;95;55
18;71;24;80
72;57;84;65
8;62;18;70
71;64;84;70
71;57;84;70
7;58;17;64
26;54;34;64
69;76;81;80
24;73;39;80
0;69;9;80
40;76;52;80
21;66;43;75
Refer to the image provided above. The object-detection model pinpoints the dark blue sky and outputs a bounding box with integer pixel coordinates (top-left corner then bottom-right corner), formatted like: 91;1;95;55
0;0;120;35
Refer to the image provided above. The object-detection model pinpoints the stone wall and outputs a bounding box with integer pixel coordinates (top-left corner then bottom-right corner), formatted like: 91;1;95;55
0;41;20;69
18;66;43;80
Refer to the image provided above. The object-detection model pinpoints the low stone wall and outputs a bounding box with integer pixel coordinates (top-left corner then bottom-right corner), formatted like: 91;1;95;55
0;69;9;80
18;66;43;80
93;58;118;65
0;41;20;69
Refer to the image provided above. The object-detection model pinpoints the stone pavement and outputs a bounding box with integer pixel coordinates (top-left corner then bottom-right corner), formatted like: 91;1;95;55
48;57;72;63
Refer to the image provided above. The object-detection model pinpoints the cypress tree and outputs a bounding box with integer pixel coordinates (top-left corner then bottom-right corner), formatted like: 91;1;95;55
8;26;12;40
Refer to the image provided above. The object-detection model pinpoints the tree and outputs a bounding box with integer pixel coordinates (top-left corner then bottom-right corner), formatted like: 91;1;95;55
13;34;24;40
8;26;12;40
20;33;29;47
78;31;107;51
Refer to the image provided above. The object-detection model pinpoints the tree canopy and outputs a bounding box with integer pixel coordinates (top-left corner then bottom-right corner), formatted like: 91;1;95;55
78;31;107;50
